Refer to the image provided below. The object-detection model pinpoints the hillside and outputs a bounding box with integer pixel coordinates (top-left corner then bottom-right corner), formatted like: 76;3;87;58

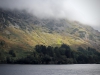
0;8;100;51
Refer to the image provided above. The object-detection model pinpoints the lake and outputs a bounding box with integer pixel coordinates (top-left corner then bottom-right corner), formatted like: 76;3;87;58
0;64;100;75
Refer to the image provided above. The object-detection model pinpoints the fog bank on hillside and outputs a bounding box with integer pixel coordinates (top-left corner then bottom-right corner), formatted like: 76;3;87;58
0;0;100;31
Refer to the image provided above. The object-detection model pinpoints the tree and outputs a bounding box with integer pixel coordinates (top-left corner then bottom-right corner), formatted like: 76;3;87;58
46;46;54;57
9;50;16;57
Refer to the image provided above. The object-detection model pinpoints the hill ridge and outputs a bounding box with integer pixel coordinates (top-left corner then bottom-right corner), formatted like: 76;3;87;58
0;8;100;51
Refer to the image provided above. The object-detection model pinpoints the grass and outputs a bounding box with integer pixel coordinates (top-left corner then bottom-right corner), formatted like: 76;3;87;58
0;25;98;51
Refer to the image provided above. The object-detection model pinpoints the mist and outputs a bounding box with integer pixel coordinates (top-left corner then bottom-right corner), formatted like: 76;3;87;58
0;0;100;31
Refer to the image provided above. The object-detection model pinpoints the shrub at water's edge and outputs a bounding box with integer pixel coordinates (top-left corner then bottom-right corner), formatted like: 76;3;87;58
0;44;100;64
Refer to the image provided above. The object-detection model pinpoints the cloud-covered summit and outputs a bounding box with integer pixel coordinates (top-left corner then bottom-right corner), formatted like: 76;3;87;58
0;0;100;31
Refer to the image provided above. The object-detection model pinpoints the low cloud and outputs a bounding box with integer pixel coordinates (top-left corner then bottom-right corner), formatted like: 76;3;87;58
0;0;100;31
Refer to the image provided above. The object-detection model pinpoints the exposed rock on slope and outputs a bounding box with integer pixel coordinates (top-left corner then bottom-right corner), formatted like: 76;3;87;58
0;8;100;51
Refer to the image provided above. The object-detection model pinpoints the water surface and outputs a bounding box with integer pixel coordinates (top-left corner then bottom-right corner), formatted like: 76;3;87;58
0;64;100;75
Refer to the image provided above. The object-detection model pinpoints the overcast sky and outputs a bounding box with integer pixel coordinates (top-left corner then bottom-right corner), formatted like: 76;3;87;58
0;0;100;31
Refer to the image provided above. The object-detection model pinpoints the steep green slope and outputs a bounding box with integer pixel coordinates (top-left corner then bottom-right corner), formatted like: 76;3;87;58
0;8;100;51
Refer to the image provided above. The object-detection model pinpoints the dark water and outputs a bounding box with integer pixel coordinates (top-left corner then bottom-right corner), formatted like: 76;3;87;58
0;64;100;75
